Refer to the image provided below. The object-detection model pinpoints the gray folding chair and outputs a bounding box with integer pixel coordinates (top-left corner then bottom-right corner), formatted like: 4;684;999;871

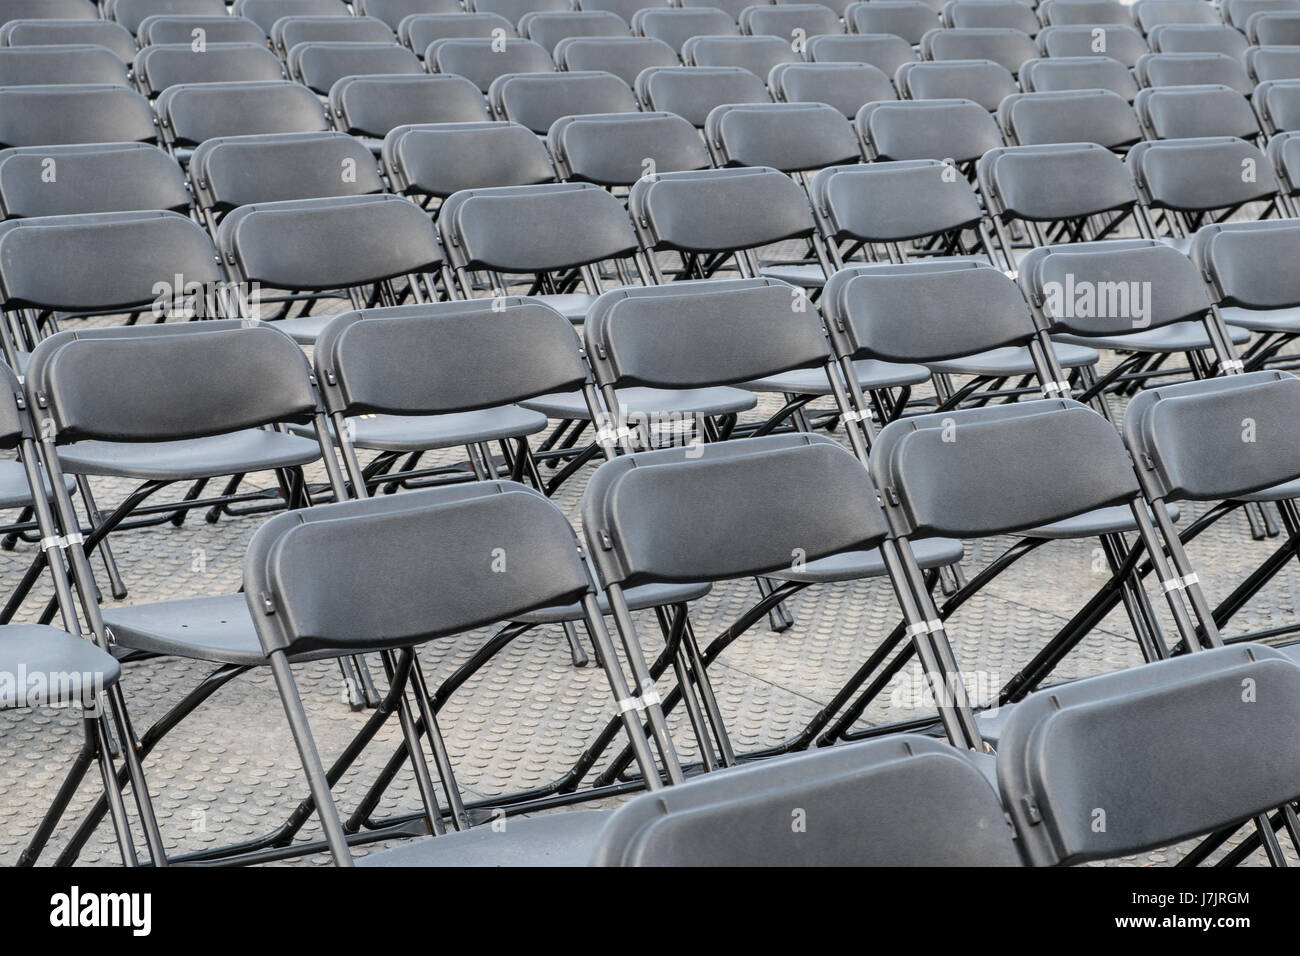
287;41;424;95
1255;79;1300;136
895;59;1017;112
997;89;1144;151
632;6;738;51
426;37;555;92
232;0;350;35
488;70;639;133
155;81;329;161
1037;24;1149;68
921;26;1039;75
357;0;461;29
1248;10;1300;43
133;43;285;98
682;33;801;78
705;101;863;174
0;143;190;219
552;36;679;87
1134;84;1260;140
519;9;631;53
271;15;396;58
0;19;137;63
806;32;918;75
383;121;557;209
845;0;943;45
1018;55;1139;100
769;62;897;118
1146;22;1250;57
1245;44;1300;83
548;111;713;186
1134;0;1221;33
634;66;771;127
112;0;228;34
743;2;843;40
328;74;490;145
1135;50;1253;94
856;98;1005;169
1039;0;1133;25
0;45;129;87
136;13;268;46
400;12;517;53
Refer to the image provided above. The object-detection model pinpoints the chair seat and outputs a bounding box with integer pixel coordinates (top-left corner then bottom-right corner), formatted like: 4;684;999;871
1219;305;1300;335
1237;476;1300;502
291;406;549;453
516;580;712;625
1024;501;1179;540
56;429;321;481
0;460;74;510
1054;320;1251;353
536;293;600;324
760;263;827;288
772;536;964;583
268;314;338;345
927;342;1099;377
0;625;120;709
523;385;757;421
359;808;609;866
744;359;931;396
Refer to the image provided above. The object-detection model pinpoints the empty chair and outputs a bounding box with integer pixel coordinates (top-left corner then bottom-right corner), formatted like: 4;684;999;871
1222;0;1300;31
998;89;1144;150
770;62;897;117
0;45;128;87
575;0;666;21
1037;25;1150;68
134;43;284;97
356;0;462;29
857;98;1005;165
0;19;136;63
680;0;756;21
706;102;862;172
845;1;942;45
553;36;679;87
895;59;1017;112
0;0;96;18
0;85;157;148
1257;78;1300;134
520;10;631;53
329;74;491;141
1268;129;1300;211
385;122;555;205
1146;23;1249;57
427;38;555;92
632;6;737;51
469;0;571;24
943;0;1040;36
1134;51;1253;94
136;14;268;46
548;111;713;185
1134;84;1260;139
1018;55;1140;99
271;15;397;57
0;143;189;218
401;12;517;52
288;42;424;95
741;3;844;39
1245;44;1300;82
489;71;638;134
922;27;1039;75
806;33;918;75
682;34;800;78
1248;10;1300;44
1192;219;1300;354
156;81;329;155
635;66;771;127
1133;0;1221;33
111;0;227;34
232;0;351;35
1038;0;1133;26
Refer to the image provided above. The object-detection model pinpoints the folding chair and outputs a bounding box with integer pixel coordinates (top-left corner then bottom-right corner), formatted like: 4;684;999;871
1134;84;1260;139
680;0;755;22
633;6;737;51
0;0;95;19
845;1;942;45
357;0;461;29
576;0;665;21
400;12;518;54
520;10;632;53
921;27;1040;76
136;14;268;46
1133;0;1221;33
547;111;713;186
0;84;156;149
943;0;1041;36
488;71;639;133
997;89;1144;151
705;102;863;173
1000;645;1300;866
1245;44;1300;82
426;37;555;93
438;182;648;321
895;59;1018;112
1146;22;1250;57
470;0;571;23
1038;0;1134;26
1267;129;1300;210
155;81;329;159
1223;0;1300;31
1248;10;1300;44
740;2;844;40
134;43;286;98
806;33;918;75
553;36;680;87
288;42;424;96
857;98;1005;169
634;66;772;127
1258;79;1300;136
769;62;897;118
232;0;351;36
1037;24;1149;68
110;0;227;35
0;143;190;219
383;121;556;207
1134;50;1253;94
271;15;397;58
681;34;800;79
0;45;129;87
0;19;137;63
328;74;491;145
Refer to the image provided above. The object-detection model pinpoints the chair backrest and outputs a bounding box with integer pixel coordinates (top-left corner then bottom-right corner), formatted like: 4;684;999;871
520;9;631;52
845;1;942;45
857;98;1004;163
314;298;590;418
1134;84;1258;140
806;32;918;75
548;111;712;186
357;0;462;29
1127;137;1278;213
216;194;445;292
0;45;129;87
1249;10;1300;44
895;59;1017;112
553;36;679;87
135;43;284;97
1146;22;1249;57
272;15;396;57
769;62;897;118
1223;0;1300;29
706;102;862;172
632;7;738;50
428;37;554;92
489;71;638;134
1133;0;1220;33
682;0;756;20
998;89;1143;150
190;132;384;216
470;0;571;25
1039;0;1133;25
289;41;423;94
157;81;329;149
870;399;1142;538
0;210;221;313
1037;25;1149;68
1018;55;1139;100
439;181;641;275
383;121;556;199
811;160;986;246
576;0;666;21
629;166;816;255
977;142;1139;223
591;734;1022;866
1245;44;1300;83
998;644;1300;866
25;321;318;445
0;143;189;218
1192;218;1300;311
943;0;1041;36
401;11;517;51
583;278;830;390
232;0;351;35
329;74;490;139
582;433;891;588
246;483;593;656
137;14;267;46
0;84;156;148
635;66;771;127
1134;51;1253;95
0;0;97;21
1256;79;1300;135
921;26;1038;75
741;2;843;39
681;33;801;78
113;0;227;34
0;19;137;62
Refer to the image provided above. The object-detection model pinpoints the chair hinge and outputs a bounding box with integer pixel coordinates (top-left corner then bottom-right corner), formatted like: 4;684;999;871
260;591;276;614
1020;795;1042;825
885;487;900;506
597;529;613;550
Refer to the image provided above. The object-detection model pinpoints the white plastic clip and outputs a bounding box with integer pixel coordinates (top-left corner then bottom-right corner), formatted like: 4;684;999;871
38;535;61;553
1222;359;1244;373
63;533;84;547
641;688;662;708
841;408;869;423
1042;380;1072;396
615;697;639;714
